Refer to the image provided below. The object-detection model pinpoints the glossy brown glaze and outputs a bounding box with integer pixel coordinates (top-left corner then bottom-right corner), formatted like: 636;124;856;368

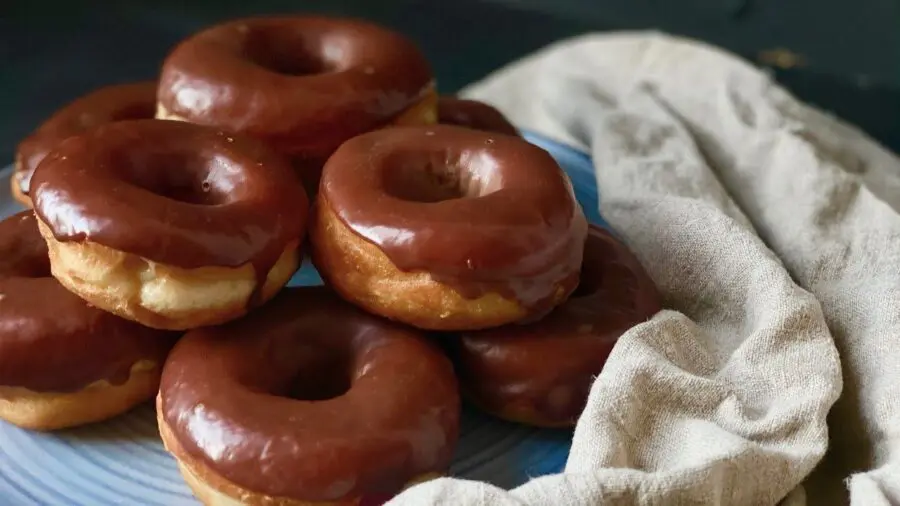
159;286;460;502
158;16;434;158
15;82;157;197
453;226;662;426
437;97;518;136
0;211;176;392
320;124;588;318
30;119;308;285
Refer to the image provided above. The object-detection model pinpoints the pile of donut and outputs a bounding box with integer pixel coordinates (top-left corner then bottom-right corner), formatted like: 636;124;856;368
2;15;662;506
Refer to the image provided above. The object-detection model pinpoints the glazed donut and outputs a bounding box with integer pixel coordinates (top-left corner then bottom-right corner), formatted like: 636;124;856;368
157;16;437;188
157;286;459;506
0;211;176;431
13;81;157;207
452;225;662;427
311;125;588;331
437;96;518;136
30;119;308;331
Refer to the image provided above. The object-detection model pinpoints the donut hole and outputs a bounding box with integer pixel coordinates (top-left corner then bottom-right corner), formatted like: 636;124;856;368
281;348;353;402
114;151;236;206
241;29;334;76
383;154;476;203
571;268;602;299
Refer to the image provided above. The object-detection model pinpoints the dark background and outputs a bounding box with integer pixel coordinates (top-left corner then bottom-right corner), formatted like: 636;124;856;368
3;0;899;164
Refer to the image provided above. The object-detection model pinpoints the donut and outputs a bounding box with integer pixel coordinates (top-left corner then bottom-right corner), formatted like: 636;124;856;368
13;81;157;207
437;96;518;135
0;211;177;431
157;286;459;506
452;226;662;427
30;119;308;331
311;125;588;331
157;16;437;188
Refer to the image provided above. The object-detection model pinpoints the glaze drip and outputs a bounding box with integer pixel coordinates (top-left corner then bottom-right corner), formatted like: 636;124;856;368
0;211;176;392
455;225;663;426
30;120;308;305
320;125;588;318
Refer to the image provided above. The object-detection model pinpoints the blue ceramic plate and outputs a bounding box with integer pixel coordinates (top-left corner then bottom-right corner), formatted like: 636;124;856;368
0;132;602;505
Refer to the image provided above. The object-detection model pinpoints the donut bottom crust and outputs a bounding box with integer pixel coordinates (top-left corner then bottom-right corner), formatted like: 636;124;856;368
0;360;161;431
36;217;300;331
157;407;440;506
311;200;550;331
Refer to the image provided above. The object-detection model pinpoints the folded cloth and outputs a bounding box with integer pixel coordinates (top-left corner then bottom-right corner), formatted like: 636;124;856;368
388;31;900;505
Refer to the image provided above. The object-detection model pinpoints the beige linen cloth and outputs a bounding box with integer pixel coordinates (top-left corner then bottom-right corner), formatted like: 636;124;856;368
388;31;900;506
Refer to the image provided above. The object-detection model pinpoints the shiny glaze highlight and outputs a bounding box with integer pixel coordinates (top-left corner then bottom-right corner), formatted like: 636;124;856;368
437;97;518;135
30;119;308;287
319;125;588;318
454;226;662;426
159;286;460;502
15;82;157;196
0;211;176;392
158;16;434;158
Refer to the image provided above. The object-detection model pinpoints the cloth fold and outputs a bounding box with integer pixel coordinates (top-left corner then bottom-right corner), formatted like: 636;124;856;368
389;31;900;505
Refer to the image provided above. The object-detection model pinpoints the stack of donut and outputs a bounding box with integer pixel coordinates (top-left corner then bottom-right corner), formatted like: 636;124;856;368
3;15;662;506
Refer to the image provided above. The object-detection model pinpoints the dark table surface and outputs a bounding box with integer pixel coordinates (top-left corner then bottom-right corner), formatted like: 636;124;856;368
3;0;899;164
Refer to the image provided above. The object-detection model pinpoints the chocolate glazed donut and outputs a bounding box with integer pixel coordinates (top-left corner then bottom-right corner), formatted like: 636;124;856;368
312;125;588;331
14;81;157;207
0;211;177;431
157;286;460;506
157;16;437;188
437;97;519;136
453;226;662;427
30;119;308;330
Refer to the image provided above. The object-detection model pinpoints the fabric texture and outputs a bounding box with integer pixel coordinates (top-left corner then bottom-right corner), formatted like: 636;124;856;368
387;31;900;505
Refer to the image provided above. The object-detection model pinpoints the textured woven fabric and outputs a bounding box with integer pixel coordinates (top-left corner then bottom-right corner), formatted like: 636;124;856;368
387;31;900;505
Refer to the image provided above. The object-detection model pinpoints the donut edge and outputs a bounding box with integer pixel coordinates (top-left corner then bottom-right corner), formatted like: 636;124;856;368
460;387;581;429
310;200;541;331
36;217;300;331
156;87;438;133
156;403;441;506
11;158;32;208
0;360;162;431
